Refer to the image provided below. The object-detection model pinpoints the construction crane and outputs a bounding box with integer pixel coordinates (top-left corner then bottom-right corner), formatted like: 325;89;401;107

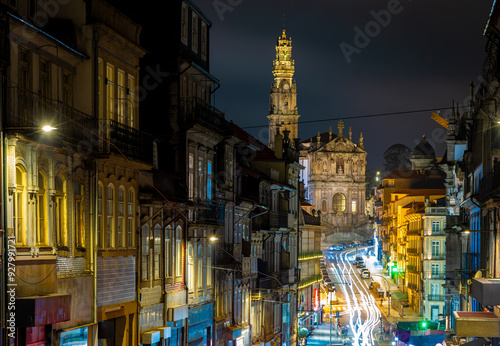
431;111;449;129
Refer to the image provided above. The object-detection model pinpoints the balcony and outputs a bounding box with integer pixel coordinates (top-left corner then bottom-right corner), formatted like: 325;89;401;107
407;248;419;254
406;265;418;273
424;271;446;279
298;274;321;289
190;199;224;226
425;207;447;216
298;251;322;261
6;86;97;145
454;311;500;338
99;119;154;163
426;295;445;301
182;97;226;134
278;268;298;286
257;211;291;230
303;212;321;225
478;168;500;203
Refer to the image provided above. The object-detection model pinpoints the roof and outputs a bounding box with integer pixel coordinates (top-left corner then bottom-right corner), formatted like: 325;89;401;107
413;135;435;157
301;131;337;145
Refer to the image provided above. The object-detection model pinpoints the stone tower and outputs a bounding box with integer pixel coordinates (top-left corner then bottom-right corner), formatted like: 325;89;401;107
268;28;300;149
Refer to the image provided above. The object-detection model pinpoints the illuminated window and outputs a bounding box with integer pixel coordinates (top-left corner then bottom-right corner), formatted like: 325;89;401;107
14;166;26;245
117;186;125;248
181;3;188;43
207;161;212;200
74;181;84;247
176;226;183;277
197;244;203;289
188;244;194;292
432;241;440;257
154;224;161;280
117;69;126;124
106;63;114;119
432;221;440;232
97;183;103;248
36;171;47;245
165;225;172;278
332;193;346;212
55;175;67;246
106;185;114;248
352;200;357;213
127;75;135;128
188;154;194;200
127;188;134;247
142;225;149;280
98;58;104;119
207;244;212;287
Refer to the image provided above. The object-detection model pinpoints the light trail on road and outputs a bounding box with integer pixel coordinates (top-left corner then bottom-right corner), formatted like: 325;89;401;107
326;246;382;346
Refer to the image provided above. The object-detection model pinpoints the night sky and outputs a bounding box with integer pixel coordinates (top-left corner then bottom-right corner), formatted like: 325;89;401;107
192;0;493;168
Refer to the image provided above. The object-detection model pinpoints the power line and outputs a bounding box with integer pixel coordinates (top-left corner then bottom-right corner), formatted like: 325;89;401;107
241;105;467;130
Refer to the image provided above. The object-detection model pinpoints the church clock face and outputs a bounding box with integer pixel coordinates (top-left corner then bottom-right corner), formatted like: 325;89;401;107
283;83;290;90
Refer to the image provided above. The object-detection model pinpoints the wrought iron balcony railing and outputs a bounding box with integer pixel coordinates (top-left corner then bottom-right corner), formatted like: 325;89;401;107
6;86;97;145
427;295;446;301
189;199;224;226
182;97;226;133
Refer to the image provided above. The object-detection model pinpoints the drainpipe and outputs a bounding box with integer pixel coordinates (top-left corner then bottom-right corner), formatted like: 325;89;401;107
92;29;99;343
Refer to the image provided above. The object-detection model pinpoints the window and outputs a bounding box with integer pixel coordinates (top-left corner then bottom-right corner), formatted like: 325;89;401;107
176;226;183;277
98;58;104;119
106;185;114;248
165;226;172;278
432;221;440;233
142;225;149;280
127;189;134;247
201;22;207;57
432;241;440;257
188;245;194;292
106;64;114;119
127;75;135;127
74;181;84;247
198;157;204;199
154;225;161;280
188;154;194;199
28;0;37;18
192;13;198;51
14;166;26;245
117;70;126;124
62;69;73;107
352;200;357;213
197;244;203;289
207;161;212;200
181;3;188;42
19;47;31;123
431;263;439;276
55;175;66;246
36;172;47;245
207;244;212;287
117;187;125;247
321;200;327;212
97;183;103;248
337;157;344;174
332;193;346;212
40;58;51;106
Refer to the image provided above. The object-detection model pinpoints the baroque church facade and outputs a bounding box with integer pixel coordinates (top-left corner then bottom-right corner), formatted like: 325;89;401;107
267;29;367;232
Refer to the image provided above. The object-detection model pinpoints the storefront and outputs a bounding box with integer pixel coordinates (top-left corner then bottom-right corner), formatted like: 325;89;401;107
60;326;92;345
187;302;213;346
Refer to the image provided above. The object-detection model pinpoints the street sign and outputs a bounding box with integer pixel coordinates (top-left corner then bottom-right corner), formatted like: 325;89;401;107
336;311;340;318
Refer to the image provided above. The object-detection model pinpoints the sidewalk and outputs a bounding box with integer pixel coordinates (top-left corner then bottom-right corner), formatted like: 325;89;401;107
365;257;421;326
304;321;346;346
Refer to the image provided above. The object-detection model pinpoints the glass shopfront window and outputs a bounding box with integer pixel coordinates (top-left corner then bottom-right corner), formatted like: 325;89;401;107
60;326;88;345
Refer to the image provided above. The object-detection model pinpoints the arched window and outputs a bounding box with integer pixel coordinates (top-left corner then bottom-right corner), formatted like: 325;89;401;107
127;188;135;247
14;166;26;245
165;225;172;278
117;187;125;247
106;185;114;248
352;200;357;213
55;175;66;246
332;193;346;212
154;224;161;280
197;244;203;289
141;225;149;280
175;226;183;277
74;180;84;247
207;244;212;287
97;182;104;248
37;171;47;245
188;244;194;292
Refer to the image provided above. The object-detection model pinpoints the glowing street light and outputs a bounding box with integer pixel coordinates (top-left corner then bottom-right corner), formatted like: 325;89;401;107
42;125;57;132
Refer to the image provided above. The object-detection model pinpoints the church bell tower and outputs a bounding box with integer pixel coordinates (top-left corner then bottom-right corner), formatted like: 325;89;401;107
268;29;300;149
